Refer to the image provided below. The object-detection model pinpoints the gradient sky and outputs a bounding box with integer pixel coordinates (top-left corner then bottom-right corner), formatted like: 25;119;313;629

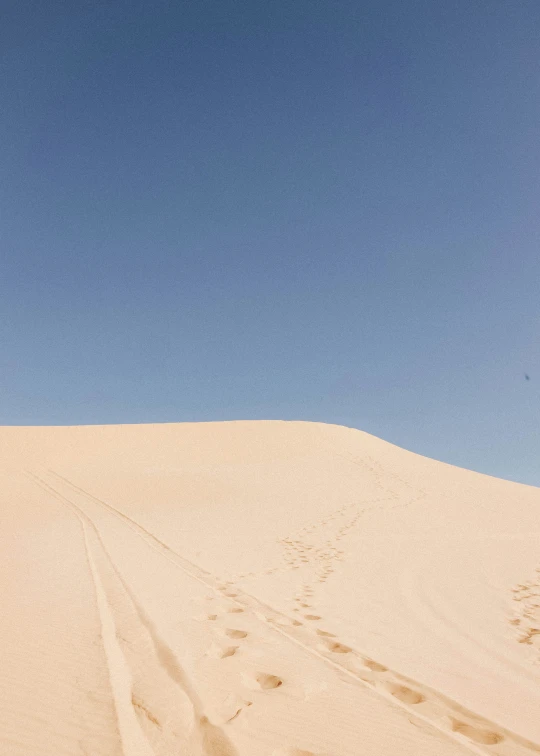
1;1;539;485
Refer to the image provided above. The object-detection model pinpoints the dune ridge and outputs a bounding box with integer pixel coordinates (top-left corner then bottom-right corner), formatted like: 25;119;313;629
1;421;539;755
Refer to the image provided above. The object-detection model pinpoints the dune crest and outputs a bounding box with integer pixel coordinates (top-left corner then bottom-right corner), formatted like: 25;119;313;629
1;420;539;755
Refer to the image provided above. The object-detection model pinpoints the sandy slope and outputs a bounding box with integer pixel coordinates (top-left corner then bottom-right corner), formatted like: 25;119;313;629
1;421;539;756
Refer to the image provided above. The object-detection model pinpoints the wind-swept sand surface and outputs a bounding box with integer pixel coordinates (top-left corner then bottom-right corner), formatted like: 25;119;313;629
1;421;539;756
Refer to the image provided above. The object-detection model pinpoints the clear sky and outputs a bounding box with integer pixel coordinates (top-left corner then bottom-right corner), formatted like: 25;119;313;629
1;1;539;485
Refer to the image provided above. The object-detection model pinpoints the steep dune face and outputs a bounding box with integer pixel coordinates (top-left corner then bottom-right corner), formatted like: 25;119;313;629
0;421;539;756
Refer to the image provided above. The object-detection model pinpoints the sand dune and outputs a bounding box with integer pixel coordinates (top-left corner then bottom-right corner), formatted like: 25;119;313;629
1;421;539;756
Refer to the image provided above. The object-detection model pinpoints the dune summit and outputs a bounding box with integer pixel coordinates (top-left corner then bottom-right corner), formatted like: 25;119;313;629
0;420;539;756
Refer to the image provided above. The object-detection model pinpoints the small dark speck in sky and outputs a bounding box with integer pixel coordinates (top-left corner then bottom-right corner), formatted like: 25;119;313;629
525;374;530;380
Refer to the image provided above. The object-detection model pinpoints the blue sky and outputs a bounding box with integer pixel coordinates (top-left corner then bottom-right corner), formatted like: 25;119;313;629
1;1;539;485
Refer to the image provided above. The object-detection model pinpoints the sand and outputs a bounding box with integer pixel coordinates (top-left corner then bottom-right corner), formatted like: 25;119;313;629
0;420;539;756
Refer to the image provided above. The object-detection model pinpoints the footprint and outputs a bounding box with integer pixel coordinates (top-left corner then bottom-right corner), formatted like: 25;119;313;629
224;705;248;723
215;694;252;724
304;614;321;621
206;614;218;621
450;719;503;745
316;629;336;638
362;658;388;672
227;607;244;613
224;629;248;639
207;644;239;659
224;592;238;598
324;640;352;654
243;672;283;690
275;617;302;627
381;682;425;705
219;646;238;658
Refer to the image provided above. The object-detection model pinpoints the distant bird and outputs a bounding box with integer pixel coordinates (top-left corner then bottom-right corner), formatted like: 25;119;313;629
525;374;530;380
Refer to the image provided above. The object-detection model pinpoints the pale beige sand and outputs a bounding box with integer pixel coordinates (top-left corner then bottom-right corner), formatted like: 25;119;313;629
1;421;539;756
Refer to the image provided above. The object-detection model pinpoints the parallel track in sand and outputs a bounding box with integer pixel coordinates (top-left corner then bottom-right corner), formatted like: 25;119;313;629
26;471;239;756
24;468;540;756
